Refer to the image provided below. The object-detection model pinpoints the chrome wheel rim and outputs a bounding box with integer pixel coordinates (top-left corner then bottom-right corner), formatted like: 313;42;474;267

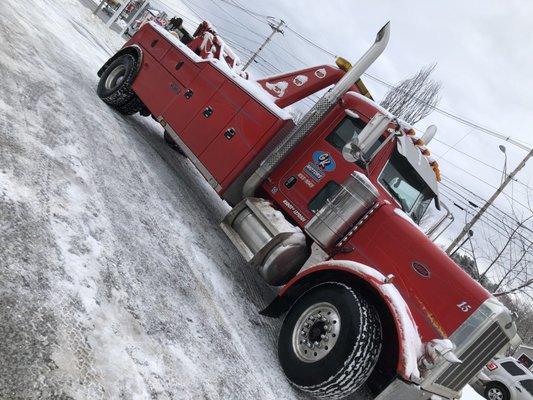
292;302;341;363
487;387;504;400
105;65;126;90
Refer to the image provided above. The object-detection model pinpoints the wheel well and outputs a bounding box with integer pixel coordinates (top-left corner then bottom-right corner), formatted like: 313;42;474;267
262;269;399;392
485;381;510;393
97;46;143;78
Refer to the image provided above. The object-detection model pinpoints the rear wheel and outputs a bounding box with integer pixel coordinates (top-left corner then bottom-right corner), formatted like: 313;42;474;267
97;54;138;107
484;382;510;400
115;95;143;116
164;131;185;155
278;282;382;399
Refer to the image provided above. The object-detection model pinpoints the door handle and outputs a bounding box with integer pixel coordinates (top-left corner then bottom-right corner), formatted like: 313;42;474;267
203;107;213;118
175;61;184;70
224;128;236;140
150;39;158;47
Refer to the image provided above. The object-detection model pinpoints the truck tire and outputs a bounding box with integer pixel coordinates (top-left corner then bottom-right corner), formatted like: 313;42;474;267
115;95;143;116
97;54;138;107
164;131;185;155
278;282;382;400
484;382;510;400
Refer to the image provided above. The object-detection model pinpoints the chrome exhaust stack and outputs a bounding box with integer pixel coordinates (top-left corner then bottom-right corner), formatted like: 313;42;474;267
242;22;391;197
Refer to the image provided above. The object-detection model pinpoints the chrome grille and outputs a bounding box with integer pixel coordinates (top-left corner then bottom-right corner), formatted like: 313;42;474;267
436;322;508;391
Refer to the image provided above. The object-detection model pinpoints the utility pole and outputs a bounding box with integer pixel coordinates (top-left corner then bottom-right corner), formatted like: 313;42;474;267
242;19;284;71
446;146;533;254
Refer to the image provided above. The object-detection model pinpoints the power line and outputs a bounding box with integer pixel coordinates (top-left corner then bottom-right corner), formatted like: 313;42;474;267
203;0;533;151
439;190;533;246
440;184;532;233
155;0;532;209
442;178;533;224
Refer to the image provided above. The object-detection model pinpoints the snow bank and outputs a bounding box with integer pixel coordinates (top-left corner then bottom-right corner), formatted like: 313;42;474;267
461;385;485;399
253;199;302;233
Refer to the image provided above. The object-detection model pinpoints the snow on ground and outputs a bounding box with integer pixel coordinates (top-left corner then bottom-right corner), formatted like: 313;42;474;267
0;1;372;399
461;385;485;400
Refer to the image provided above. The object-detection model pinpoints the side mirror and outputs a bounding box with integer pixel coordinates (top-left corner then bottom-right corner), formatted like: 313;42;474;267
342;113;392;162
342;139;362;162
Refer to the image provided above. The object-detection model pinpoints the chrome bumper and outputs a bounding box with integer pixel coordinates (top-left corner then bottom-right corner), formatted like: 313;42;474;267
420;297;517;399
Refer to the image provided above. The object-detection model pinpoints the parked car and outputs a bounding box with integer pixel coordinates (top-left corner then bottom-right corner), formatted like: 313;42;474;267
478;357;533;400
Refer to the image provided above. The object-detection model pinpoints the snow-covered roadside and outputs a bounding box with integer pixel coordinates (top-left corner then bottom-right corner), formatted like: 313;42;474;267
0;0;336;399
461;385;485;400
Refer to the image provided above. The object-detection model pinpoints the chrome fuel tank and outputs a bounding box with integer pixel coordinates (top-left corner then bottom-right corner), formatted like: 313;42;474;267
305;171;379;249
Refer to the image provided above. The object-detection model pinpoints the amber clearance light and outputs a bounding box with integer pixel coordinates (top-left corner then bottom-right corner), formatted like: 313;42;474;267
335;57;352;72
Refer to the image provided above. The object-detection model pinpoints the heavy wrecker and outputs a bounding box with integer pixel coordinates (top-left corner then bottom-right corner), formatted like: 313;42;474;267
96;20;518;400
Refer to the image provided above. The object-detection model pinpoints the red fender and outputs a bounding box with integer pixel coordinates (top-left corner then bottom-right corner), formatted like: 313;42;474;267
277;260;423;381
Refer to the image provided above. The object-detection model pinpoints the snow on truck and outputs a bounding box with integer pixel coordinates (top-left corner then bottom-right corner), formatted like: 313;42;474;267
96;20;518;400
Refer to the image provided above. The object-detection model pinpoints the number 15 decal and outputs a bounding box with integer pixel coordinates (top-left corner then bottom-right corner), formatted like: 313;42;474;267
457;301;472;312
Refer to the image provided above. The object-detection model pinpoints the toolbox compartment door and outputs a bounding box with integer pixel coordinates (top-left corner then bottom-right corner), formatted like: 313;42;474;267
162;64;225;133
200;99;277;184
136;26;172;60
131;51;183;117
160;47;200;87
179;79;248;155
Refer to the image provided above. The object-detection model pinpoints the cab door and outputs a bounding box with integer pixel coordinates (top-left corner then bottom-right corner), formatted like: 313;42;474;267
274;114;369;223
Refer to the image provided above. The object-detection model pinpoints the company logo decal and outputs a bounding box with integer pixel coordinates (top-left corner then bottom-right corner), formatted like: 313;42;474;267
304;163;325;182
303;151;336;182
293;74;308;86
312;151;336;171
265;81;288;97
314;68;327;79
412;261;430;278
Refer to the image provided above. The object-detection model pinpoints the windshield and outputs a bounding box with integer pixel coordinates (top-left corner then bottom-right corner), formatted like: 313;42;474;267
379;149;434;223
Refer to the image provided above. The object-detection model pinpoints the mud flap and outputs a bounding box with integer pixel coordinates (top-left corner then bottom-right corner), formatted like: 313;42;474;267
375;379;432;400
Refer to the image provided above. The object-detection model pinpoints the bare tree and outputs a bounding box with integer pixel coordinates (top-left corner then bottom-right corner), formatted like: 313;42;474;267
380;64;442;124
475;196;533;300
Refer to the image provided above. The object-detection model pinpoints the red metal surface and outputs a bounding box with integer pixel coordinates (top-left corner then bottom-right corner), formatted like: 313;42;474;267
179;79;248;155
160;47;200;87
257;65;344;108
200;99;278;184
163;64;225;134
133;25;171;60
265;93;491;341
131;50;183;117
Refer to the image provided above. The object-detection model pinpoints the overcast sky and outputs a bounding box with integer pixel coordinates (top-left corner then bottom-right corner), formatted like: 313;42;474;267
157;0;532;243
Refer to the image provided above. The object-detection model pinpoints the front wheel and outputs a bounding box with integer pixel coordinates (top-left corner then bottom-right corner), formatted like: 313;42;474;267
484;382;510;400
278;282;382;399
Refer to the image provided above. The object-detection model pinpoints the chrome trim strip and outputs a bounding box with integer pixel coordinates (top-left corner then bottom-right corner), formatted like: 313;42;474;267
419;297;515;399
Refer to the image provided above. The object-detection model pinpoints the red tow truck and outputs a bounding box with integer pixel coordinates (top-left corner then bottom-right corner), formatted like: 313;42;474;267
96;20;518;400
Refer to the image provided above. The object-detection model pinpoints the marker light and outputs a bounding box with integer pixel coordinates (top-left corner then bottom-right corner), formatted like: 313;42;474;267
335;57;352;72
486;361;498;371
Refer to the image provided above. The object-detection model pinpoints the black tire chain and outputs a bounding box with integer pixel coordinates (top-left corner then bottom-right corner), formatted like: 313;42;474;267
115;95;144;116
288;282;382;400
98;54;138;107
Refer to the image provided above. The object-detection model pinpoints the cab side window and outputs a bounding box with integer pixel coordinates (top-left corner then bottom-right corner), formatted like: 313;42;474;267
325;116;385;158
325;117;367;151
501;361;526;376
521;380;533;396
